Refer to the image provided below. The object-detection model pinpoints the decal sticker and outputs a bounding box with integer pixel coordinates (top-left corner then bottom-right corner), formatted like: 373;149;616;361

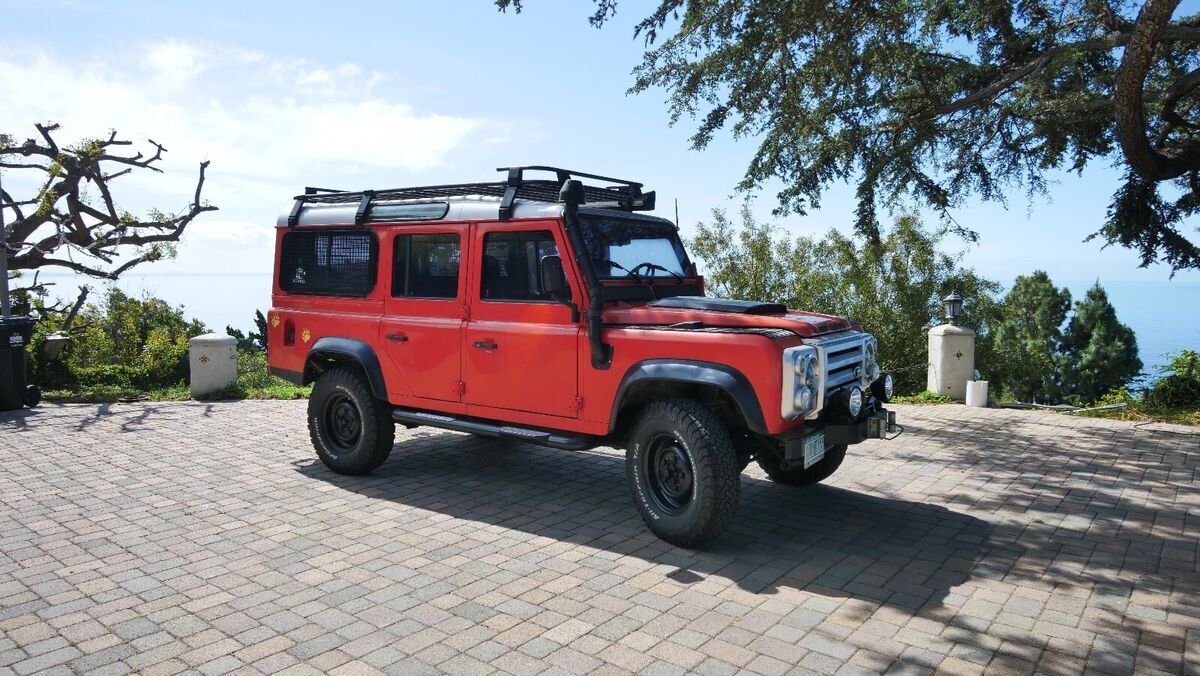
301;328;311;343
292;267;306;285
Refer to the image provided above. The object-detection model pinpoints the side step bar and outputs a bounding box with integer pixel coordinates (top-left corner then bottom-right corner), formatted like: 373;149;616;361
391;409;598;451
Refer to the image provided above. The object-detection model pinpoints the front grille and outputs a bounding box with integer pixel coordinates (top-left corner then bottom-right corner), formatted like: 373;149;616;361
808;332;869;415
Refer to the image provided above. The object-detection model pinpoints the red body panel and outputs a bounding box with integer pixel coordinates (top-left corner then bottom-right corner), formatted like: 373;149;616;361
268;214;857;438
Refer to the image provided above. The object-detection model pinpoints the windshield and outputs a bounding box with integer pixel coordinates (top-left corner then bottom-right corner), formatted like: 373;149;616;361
578;215;691;279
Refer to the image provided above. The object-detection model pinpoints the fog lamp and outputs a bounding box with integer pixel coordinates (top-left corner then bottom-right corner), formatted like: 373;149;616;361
847;386;863;417
871;373;894;402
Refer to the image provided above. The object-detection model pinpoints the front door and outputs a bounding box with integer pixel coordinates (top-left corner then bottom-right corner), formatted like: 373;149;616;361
463;221;581;418
380;226;468;402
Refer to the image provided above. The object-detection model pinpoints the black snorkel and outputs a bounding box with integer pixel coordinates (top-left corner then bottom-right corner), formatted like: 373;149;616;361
559;179;612;369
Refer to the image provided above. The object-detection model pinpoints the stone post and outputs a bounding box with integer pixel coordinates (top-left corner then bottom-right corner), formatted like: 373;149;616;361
927;324;975;400
188;333;238;398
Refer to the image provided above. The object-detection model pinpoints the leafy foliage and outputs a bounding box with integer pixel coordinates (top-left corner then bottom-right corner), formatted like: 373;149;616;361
1145;349;1200;407
690;209;1002;395
226;310;268;353
498;0;1200;271
28;288;207;390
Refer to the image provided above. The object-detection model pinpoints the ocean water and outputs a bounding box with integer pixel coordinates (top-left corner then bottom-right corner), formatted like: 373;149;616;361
32;274;1200;386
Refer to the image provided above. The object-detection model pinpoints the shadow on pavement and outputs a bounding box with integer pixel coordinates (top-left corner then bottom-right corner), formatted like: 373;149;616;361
295;430;994;611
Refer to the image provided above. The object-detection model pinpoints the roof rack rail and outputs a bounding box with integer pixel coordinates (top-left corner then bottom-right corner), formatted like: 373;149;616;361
285;165;655;226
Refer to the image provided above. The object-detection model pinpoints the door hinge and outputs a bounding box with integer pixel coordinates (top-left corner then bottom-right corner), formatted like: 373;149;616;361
452;381;466;396
567;395;583;411
461;304;471;320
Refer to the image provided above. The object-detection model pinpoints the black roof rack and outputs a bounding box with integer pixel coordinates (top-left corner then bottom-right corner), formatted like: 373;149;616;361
286;165;656;226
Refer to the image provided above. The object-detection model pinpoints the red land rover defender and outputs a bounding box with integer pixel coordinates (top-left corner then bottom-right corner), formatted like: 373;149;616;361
268;166;897;546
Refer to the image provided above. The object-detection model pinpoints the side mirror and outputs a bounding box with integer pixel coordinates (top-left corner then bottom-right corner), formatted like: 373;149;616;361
539;255;579;322
539;255;568;298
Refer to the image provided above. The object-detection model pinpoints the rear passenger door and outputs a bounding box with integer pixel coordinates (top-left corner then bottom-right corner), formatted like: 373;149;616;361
380;227;468;402
463;221;581;418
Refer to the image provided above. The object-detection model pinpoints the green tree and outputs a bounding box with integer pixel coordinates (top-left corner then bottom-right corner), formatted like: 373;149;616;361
992;271;1072;402
1058;283;1142;402
226;310;269;354
691;209;1002;395
2;123;215;314
499;0;1200;271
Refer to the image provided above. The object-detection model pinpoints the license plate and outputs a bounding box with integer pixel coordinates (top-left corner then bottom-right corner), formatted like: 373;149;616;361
803;431;825;469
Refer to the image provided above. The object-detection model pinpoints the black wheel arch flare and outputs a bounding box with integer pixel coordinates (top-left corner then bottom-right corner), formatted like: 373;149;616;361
303;336;388;400
609;359;768;435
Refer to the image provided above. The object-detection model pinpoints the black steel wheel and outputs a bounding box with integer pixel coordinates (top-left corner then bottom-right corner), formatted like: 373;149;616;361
626;399;740;547
644;434;695;515
308;367;394;475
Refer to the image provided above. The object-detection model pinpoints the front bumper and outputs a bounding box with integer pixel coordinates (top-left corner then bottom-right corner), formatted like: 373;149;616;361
782;405;898;464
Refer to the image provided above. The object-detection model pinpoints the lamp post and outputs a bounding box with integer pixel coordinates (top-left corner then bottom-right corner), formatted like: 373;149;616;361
942;292;963;326
928;291;975;400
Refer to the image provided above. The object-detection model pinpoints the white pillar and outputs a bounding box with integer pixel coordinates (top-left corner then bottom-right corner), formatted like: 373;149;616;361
927;324;975;400
188;333;238;397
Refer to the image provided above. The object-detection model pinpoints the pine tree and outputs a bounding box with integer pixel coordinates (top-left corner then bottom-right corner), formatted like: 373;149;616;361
1058;283;1143;403
993;272;1071;402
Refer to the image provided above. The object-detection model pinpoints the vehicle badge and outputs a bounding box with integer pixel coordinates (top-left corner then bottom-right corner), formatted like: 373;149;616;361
301;328;311;343
271;313;280;328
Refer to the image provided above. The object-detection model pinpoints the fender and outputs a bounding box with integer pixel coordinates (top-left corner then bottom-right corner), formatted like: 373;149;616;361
303;337;388;400
609;359;768;434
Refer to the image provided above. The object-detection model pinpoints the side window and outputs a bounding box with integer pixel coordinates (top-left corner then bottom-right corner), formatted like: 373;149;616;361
392;233;460;299
279;230;378;297
480;230;566;302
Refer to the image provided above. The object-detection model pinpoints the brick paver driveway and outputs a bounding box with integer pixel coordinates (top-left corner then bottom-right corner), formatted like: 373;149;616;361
0;402;1196;675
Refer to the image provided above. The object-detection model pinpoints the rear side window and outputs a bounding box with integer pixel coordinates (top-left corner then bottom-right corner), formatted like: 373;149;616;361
393;233;460;299
480;230;564;302
279;230;378;296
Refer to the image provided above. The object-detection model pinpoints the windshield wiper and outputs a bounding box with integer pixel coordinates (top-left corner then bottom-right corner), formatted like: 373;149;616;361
632;262;685;282
598;258;642;282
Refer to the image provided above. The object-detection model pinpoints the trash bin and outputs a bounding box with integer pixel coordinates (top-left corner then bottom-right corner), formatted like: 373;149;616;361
0;315;37;411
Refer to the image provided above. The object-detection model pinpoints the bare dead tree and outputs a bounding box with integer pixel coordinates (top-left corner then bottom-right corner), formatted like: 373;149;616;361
1;122;216;312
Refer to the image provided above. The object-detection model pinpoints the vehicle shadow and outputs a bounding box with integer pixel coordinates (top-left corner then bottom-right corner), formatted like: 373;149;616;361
294;430;994;610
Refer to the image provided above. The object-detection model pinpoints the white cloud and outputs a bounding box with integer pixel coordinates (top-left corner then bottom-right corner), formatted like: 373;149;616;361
0;39;494;274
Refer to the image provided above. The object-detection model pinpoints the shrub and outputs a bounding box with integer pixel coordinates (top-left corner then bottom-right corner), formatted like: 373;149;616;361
1146;350;1200;408
29;287;207;391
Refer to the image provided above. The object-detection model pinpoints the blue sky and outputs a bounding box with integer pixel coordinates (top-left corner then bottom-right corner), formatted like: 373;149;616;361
2;0;1199;293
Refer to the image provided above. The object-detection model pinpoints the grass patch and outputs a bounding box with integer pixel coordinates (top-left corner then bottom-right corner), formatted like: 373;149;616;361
42;351;310;403
889;390;955;405
1077;402;1200;426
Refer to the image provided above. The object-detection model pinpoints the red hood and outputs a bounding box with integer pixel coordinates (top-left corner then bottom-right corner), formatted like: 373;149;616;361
603;303;857;338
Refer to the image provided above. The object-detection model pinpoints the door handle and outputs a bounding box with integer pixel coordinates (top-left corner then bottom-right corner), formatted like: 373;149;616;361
386;333;408;342
472;340;497;350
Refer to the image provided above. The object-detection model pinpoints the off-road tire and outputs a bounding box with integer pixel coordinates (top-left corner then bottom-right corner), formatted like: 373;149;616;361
626;399;741;547
308;367;395;475
756;444;847;486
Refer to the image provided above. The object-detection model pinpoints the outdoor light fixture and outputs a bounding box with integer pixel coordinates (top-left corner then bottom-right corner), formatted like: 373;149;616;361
943;292;964;325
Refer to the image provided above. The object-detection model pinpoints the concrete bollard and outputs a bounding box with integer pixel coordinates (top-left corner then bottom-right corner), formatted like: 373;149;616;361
927;324;975;400
188;333;238;398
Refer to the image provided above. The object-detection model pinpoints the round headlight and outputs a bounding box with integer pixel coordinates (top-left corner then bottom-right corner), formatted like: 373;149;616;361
869;363;882;381
794;387;813;412
793;352;806;376
847;386;863;417
883;373;894;399
805;359;818;384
